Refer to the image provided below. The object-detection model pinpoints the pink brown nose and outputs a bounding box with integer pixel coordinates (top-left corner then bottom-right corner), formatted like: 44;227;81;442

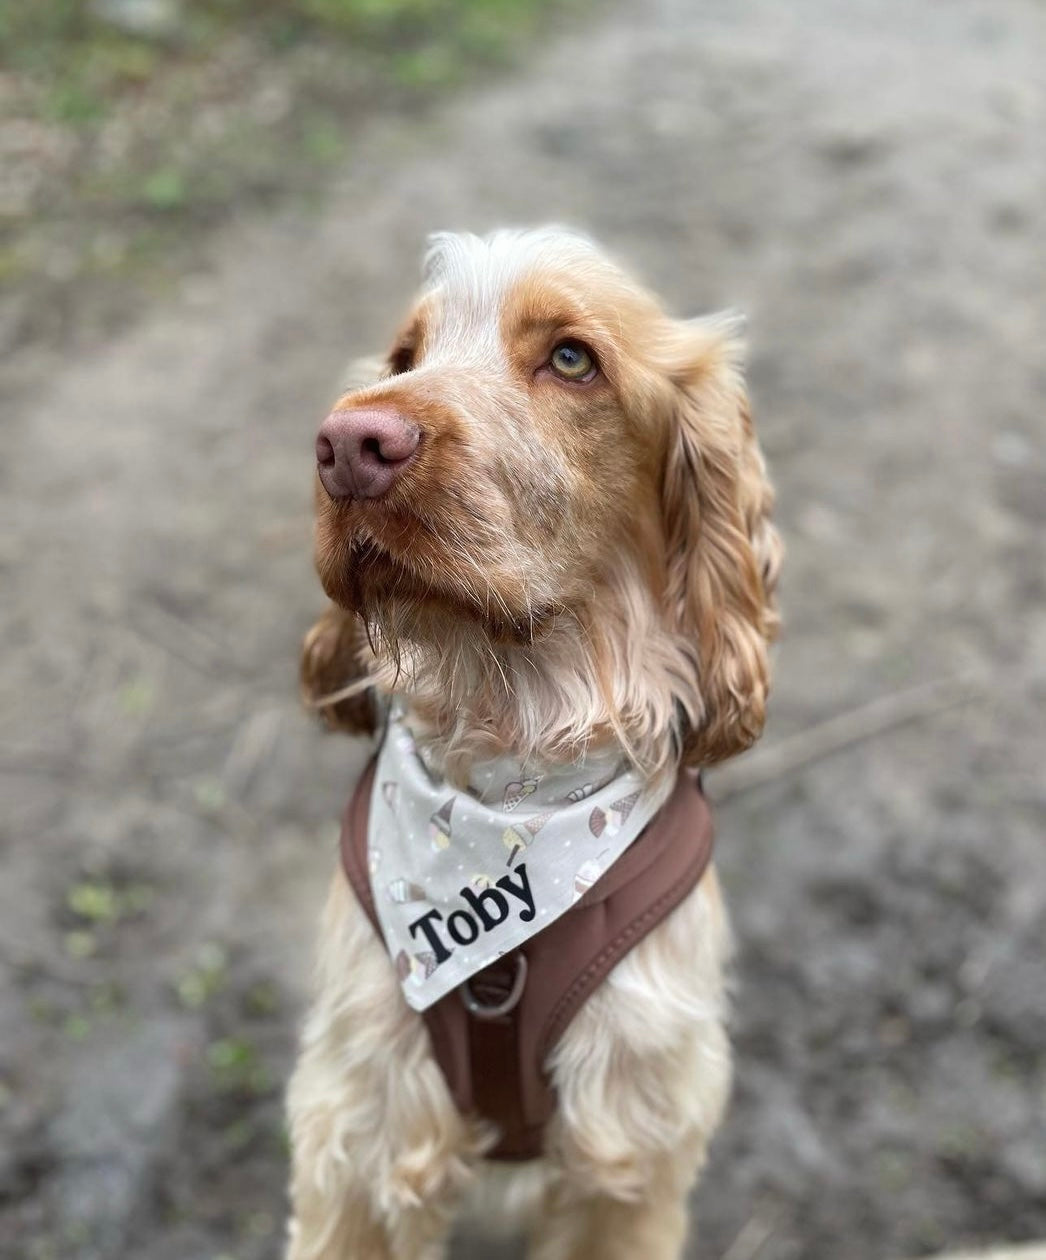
315;406;421;501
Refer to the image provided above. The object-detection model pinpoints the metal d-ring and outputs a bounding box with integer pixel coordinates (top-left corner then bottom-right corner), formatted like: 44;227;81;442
460;954;528;1020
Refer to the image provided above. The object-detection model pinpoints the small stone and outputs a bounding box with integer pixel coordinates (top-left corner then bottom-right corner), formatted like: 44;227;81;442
90;0;182;41
992;430;1032;467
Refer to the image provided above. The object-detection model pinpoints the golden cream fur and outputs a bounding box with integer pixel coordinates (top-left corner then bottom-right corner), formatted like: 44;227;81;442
286;227;780;1258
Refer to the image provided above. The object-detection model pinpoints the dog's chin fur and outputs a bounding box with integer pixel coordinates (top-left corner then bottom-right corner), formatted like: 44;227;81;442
319;532;547;650
286;227;780;1258
360;557;713;786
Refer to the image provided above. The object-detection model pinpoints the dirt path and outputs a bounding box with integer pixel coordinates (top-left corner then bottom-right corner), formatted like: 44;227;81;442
3;0;1044;1257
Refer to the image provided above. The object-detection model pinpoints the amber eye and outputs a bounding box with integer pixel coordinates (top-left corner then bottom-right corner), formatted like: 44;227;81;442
548;341;595;381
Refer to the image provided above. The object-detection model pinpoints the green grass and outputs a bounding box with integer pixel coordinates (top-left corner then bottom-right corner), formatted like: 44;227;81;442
0;0;576;346
206;1035;271;1094
1;0;557;117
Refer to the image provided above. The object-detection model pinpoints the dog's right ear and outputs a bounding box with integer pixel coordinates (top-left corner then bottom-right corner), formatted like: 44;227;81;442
300;605;376;735
658;315;781;767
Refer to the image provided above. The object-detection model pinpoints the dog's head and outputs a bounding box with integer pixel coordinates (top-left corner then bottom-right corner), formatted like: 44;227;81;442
310;228;780;769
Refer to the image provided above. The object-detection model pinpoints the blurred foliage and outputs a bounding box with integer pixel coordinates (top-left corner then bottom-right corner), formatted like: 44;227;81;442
0;0;557;109
206;1034;271;1094
175;941;229;1009
66;876;155;924
0;0;573;347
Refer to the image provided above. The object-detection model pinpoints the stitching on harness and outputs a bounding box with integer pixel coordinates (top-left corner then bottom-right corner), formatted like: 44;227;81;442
538;837;713;1062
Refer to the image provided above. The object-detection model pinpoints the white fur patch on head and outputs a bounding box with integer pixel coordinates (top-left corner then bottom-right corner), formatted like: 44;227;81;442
422;226;602;293
418;228;607;366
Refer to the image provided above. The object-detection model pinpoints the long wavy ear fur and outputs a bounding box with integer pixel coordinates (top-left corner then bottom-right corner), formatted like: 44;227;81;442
300;604;376;735
661;316;781;766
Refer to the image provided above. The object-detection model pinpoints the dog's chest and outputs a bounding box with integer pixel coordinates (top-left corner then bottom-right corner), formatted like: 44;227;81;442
339;748;716;1160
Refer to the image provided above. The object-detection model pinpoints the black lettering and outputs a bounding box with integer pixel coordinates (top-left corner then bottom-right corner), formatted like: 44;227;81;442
459;883;510;931
408;909;452;964
497;863;536;922
446;910;480;945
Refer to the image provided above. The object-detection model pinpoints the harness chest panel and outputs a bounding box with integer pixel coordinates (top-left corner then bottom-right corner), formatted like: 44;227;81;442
340;759;715;1160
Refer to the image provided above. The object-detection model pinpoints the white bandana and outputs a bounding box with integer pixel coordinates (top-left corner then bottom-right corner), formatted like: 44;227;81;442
368;705;673;1011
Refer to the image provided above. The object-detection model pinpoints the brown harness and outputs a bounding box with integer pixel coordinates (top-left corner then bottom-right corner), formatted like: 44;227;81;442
340;759;715;1161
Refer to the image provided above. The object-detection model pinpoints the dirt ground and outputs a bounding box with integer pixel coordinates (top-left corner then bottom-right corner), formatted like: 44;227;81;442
2;0;1045;1257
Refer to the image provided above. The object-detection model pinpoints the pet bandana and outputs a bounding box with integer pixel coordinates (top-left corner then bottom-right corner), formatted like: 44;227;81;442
368;704;675;1011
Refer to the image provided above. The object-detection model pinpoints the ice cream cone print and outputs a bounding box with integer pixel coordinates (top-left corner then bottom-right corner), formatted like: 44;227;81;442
414;951;438;981
502;810;554;865
607;790;640;834
503;776;540;811
429;796;455;850
589;807;606;838
573;849;611;901
501;826;522;864
467;873;494;892
386;878;426;904
567;783;595;803
396;949;438;983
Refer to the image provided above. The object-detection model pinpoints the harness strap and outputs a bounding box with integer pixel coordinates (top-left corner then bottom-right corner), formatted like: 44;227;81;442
467;957;536;1157
340;758;715;1160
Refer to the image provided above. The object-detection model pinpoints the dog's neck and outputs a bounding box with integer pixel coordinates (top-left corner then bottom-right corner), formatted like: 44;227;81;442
365;566;696;786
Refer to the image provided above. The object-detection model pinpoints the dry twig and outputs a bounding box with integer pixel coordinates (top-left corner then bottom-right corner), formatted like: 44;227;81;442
710;673;985;801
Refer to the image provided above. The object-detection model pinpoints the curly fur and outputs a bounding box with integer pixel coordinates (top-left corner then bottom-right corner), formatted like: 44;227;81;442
286;227;779;1258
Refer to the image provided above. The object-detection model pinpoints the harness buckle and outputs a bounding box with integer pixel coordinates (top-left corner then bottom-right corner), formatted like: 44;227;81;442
460;953;528;1020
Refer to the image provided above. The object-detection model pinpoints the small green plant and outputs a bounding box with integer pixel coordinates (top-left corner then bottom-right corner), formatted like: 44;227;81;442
302;115;344;163
66;878;154;925
175;942;229;1009
193;778;227;813
142;168;188;211
206;1036;271;1094
118;675;156;715
63;1012;91;1042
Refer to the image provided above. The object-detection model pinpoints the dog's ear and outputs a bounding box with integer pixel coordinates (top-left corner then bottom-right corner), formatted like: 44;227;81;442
300;604;376;735
660;315;781;766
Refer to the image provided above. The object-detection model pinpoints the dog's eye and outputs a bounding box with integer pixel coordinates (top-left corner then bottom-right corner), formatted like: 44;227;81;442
549;341;595;381
389;344;414;375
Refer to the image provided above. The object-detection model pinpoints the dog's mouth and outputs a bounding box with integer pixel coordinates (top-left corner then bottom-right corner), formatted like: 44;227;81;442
316;500;552;644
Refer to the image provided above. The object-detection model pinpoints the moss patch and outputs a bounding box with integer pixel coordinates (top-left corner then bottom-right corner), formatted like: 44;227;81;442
0;0;579;348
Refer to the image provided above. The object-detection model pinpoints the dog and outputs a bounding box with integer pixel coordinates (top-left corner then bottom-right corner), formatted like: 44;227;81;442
285;227;780;1259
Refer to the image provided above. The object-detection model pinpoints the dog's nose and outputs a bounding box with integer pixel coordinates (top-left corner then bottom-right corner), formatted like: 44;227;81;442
315;407;421;501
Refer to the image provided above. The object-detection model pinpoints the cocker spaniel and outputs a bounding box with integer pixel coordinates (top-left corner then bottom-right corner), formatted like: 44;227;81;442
286;227;780;1259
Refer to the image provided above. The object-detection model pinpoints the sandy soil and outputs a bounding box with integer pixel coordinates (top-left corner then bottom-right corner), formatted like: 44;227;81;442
2;0;1044;1257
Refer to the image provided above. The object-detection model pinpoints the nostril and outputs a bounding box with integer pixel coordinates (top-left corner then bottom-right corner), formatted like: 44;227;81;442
316;434;336;468
361;431;419;465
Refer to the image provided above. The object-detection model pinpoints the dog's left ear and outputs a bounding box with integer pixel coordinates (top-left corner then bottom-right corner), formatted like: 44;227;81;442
660;315;782;766
300;604;376;736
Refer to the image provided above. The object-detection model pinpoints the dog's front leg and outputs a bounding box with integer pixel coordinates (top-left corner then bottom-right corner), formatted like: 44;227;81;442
526;1145;701;1260
285;1192;449;1260
529;872;733;1260
286;874;478;1259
